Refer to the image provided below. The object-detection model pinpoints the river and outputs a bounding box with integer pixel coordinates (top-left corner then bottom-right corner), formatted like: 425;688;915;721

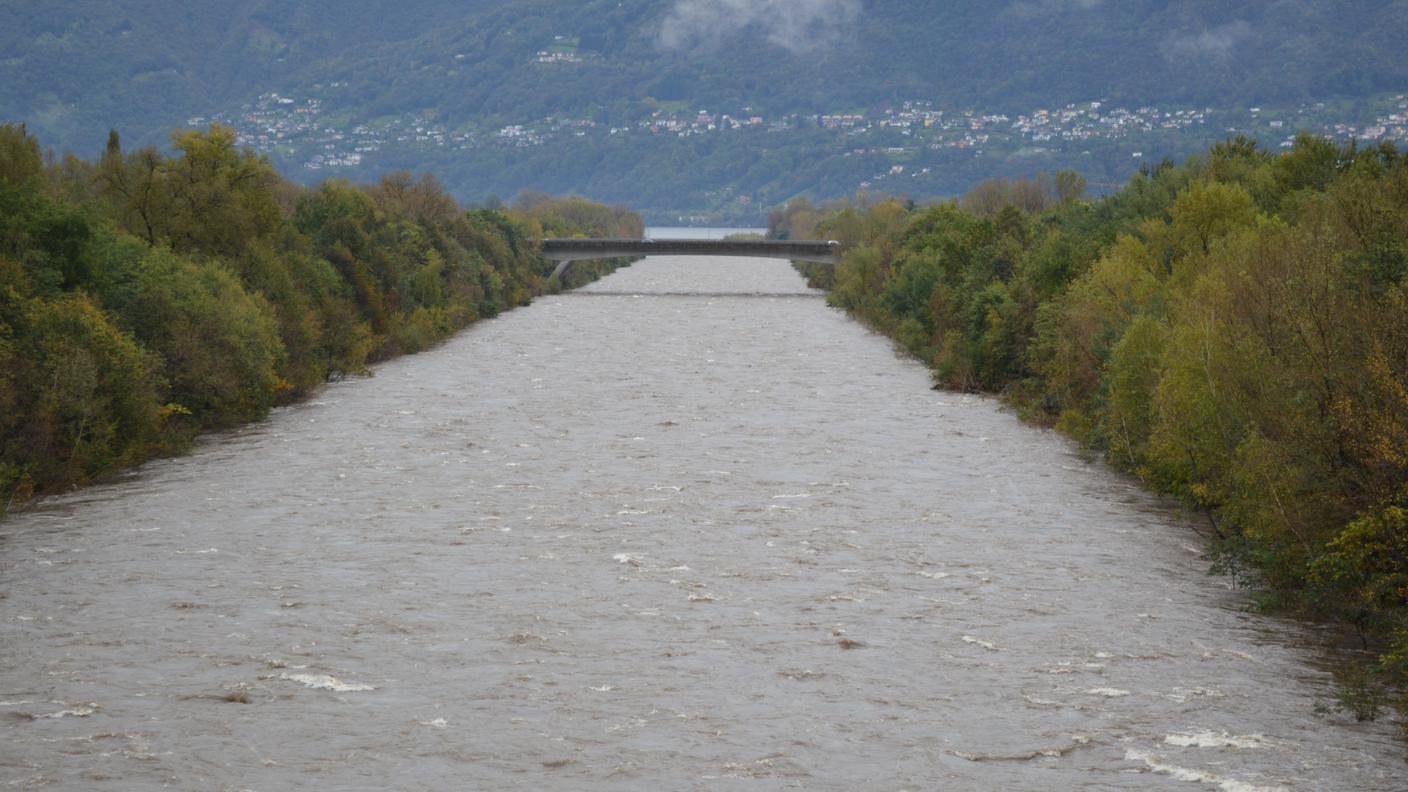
1;251;1402;790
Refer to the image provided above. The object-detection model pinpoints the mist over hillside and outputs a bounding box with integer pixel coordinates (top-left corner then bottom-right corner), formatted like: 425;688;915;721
4;0;1406;219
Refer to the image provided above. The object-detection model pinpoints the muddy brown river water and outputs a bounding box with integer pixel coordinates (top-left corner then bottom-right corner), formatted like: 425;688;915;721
1;252;1403;790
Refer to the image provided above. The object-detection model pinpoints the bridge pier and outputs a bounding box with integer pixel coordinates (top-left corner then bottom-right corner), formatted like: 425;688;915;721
550;259;575;284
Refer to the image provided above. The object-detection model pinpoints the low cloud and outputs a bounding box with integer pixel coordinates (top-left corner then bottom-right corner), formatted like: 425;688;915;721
1163;20;1254;62
657;0;862;55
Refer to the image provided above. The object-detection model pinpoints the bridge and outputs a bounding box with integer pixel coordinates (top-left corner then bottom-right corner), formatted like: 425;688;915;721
541;238;840;282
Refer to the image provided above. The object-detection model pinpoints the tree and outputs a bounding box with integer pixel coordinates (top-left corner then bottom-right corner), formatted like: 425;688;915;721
164;125;282;257
98;146;170;247
1168;180;1258;258
0;124;43;188
110;248;282;427
18;293;162;486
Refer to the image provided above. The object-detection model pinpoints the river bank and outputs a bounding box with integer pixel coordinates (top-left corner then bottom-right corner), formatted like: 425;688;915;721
776;138;1408;728
0;123;640;515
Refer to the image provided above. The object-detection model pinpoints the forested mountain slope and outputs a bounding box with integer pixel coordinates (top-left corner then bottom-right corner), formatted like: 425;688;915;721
0;0;487;146
4;1;1406;216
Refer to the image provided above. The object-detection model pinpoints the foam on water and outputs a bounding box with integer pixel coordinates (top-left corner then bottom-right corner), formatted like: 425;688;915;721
1165;732;1270;749
1126;750;1290;792
25;706;95;720
276;673;376;692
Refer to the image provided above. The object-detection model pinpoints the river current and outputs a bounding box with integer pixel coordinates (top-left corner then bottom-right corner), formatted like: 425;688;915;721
1;252;1402;790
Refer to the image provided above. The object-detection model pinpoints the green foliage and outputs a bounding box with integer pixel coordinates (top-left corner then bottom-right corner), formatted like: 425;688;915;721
111;248;283;427
1316;659;1394;724
1168;180;1258;258
1314;505;1408;633
1101;314;1168;472
163;126;283;257
514;192;643;239
0;124;43;188
961;172;1086;217
1;289;162;499
0;122;637;514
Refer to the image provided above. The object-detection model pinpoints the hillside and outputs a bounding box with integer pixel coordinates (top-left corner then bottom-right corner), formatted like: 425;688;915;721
4;0;1407;219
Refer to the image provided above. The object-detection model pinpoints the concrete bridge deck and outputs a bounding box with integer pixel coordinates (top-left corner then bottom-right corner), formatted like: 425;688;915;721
542;238;840;282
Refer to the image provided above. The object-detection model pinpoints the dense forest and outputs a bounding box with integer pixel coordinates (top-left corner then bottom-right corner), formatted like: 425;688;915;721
0;123;640;513
776;136;1408;721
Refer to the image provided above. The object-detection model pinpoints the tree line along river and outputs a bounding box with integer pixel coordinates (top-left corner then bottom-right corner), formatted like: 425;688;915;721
0;250;1402;790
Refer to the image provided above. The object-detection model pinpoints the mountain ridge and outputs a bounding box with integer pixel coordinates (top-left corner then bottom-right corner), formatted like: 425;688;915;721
4;0;1406;218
